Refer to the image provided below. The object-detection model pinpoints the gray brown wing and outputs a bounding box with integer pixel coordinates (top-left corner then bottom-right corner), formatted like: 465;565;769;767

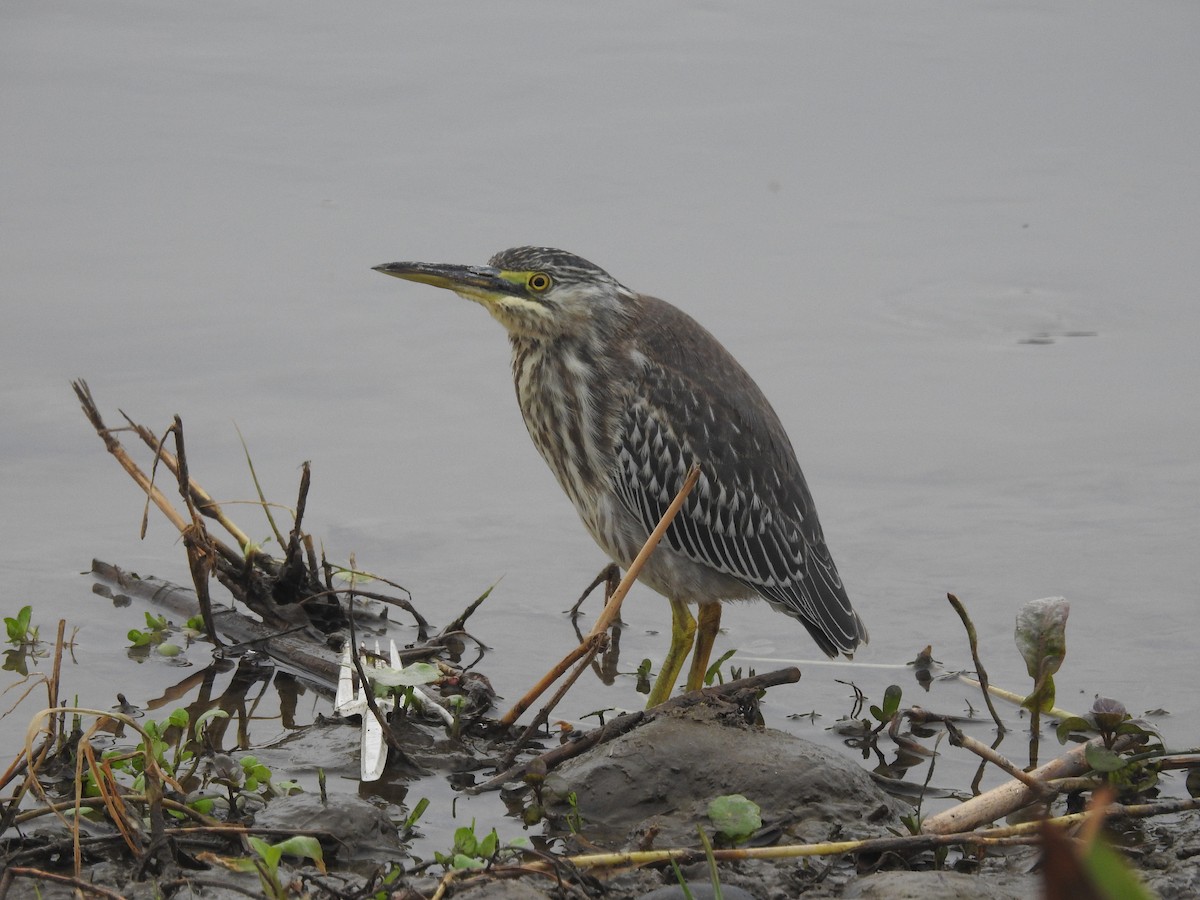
611;296;866;655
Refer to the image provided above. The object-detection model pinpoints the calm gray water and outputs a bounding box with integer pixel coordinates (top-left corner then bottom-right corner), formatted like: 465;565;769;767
3;0;1198;846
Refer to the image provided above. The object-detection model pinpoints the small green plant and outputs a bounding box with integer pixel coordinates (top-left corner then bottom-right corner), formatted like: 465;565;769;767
4;605;38;645
702;648;738;686
238;834;325;898
2;605;49;674
1056;697;1162;797
126;610;205;660
564;790;584;834
434;820;499;870
1015;596;1069;765
83;706;298;819
433;820;531;871
401;796;430;835
636;657;653;694
869;684;904;729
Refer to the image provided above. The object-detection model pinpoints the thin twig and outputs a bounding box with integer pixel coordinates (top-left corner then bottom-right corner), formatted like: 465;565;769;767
946;593;1005;733
0;867;128;899
439;581;499;637
501;633;611;767
235;422;288;550
72;380;191;536
121;410;252;557
172;416;224;648
945;721;1055;801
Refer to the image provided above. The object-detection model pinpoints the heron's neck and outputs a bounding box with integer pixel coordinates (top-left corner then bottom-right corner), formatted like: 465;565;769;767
510;331;624;508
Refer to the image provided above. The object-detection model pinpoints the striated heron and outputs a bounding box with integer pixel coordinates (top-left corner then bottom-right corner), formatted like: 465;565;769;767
374;248;867;706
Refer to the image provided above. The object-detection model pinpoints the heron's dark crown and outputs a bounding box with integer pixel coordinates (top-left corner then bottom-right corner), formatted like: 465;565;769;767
489;247;625;292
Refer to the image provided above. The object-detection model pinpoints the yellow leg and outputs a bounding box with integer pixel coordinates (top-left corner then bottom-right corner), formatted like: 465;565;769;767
686;602;722;691
646;598;696;707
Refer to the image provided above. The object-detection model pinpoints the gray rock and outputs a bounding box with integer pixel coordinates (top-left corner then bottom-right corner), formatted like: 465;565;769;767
543;704;908;849
251;792;403;859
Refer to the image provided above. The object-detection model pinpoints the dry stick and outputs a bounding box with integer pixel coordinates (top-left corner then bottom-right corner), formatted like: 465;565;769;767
279;460;312;582
945;721;1055;801
527;796;1200;875
338;586;430;638
438;582;497;637
499;464;701;727
921;731;1143;835
47;620;66;746
501;634;611;767
73;381;191;536
0;867;128;900
169;416;226;648
122;412;250;561
945;592;1005;733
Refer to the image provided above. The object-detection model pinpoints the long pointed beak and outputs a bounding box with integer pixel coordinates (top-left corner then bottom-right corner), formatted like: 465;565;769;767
372;261;517;298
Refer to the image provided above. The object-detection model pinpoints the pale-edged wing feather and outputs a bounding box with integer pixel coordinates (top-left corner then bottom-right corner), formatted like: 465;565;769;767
611;296;866;655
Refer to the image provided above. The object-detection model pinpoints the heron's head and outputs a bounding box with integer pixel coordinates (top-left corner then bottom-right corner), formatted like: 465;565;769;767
374;247;634;340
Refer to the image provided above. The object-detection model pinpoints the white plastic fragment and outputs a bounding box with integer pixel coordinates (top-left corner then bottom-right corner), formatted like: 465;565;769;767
332;640;452;781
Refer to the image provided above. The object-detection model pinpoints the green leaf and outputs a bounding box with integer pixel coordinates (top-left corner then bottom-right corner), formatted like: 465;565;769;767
1014;597;1069;682
248;836;282;869
167;708;190;729
452;854;486;870
371;662;441;688
453;824;478;857
1022;676;1056;713
476;829;498;858
707;793;762;841
1085;744;1128;774
1056;716;1094;743
881;684;902;719
1016;597;1068;713
405;796;430;829
5;606;33;642
273;835;326;873
704;648;737;686
194;708;230;739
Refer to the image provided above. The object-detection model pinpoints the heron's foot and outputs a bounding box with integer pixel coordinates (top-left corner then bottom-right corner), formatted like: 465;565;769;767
685;601;723;691
645;598;696;707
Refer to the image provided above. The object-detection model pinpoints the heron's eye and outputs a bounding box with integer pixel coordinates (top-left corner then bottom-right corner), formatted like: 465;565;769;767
528;272;552;293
